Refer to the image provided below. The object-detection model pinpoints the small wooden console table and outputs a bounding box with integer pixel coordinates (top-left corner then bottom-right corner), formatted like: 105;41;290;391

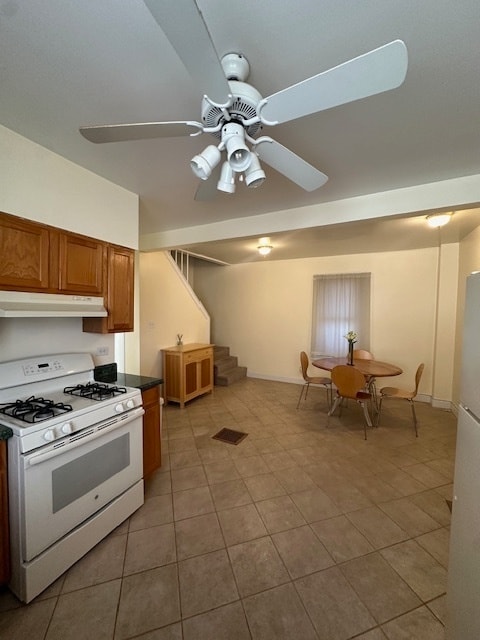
163;343;214;408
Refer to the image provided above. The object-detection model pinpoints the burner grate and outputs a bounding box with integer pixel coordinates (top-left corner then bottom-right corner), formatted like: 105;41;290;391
0;396;73;424
63;382;127;401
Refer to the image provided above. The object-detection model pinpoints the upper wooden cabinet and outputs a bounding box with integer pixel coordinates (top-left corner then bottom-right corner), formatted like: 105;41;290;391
58;231;106;295
0;212;135;333
82;244;134;334
0;214;52;291
0;212;105;295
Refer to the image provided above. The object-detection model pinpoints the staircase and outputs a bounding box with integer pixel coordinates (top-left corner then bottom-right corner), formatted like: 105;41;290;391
214;346;247;386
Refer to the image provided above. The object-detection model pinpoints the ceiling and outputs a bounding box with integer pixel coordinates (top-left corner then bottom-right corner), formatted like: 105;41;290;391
1;1;480;262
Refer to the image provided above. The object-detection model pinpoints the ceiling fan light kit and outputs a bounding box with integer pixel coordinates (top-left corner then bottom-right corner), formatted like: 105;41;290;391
217;161;236;193
222;122;252;173
190;144;221;180
79;1;408;201
245;154;266;188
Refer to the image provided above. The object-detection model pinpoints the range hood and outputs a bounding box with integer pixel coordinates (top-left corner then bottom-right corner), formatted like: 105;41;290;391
0;291;107;318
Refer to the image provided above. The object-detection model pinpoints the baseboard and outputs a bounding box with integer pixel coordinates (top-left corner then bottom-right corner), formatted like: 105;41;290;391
246;375;456;413
247;372;303;385
431;397;455;411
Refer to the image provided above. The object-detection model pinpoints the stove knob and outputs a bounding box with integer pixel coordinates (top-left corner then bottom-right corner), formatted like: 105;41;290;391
125;399;135;409
44;429;56;442
61;422;74;435
115;402;125;413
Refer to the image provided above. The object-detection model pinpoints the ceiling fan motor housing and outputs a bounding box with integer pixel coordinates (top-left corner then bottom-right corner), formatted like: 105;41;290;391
201;80;263;139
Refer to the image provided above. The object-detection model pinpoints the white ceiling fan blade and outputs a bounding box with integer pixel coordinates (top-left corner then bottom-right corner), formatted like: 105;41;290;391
144;0;231;105
79;121;203;143
261;40;408;125
255;138;328;191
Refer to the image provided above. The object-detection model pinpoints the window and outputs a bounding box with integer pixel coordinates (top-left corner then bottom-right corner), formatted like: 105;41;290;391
311;273;371;357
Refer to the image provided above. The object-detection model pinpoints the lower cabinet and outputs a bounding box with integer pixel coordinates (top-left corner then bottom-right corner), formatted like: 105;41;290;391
163;344;214;408
142;385;162;478
0;441;10;585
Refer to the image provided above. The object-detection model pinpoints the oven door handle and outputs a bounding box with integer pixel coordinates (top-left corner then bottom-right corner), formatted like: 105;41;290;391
26;407;145;467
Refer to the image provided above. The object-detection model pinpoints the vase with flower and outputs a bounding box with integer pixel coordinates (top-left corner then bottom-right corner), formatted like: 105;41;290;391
344;331;358;365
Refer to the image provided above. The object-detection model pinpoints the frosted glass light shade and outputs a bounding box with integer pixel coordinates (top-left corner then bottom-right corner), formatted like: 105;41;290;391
258;244;272;256
426;213;452;228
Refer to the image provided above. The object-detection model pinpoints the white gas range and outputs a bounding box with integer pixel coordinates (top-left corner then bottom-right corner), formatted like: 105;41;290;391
0;353;145;603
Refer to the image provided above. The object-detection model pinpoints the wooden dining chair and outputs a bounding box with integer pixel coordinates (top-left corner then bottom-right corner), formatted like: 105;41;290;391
297;351;332;409
353;349;374;359
328;365;372;439
376;363;425;436
353;349;377;404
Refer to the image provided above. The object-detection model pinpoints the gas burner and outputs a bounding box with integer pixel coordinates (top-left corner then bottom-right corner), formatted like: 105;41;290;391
0;396;73;424
63;382;128;402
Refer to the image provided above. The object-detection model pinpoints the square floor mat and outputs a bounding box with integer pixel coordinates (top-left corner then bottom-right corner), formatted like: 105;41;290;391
212;427;248;445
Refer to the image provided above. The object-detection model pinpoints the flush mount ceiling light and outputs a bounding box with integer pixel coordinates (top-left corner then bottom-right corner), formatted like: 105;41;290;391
258;245;272;256
257;237;273;256
426;212;453;228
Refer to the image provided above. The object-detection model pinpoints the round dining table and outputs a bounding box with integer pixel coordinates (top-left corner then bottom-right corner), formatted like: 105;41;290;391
312;356;402;378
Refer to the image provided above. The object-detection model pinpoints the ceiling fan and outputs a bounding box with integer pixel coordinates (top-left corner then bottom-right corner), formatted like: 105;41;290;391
79;0;408;198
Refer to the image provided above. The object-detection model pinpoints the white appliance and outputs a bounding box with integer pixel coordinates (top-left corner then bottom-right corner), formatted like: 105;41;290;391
0;290;107;317
447;271;480;638
0;353;144;603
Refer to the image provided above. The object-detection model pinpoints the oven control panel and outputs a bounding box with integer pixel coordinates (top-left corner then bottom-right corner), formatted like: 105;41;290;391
0;353;93;389
23;360;64;377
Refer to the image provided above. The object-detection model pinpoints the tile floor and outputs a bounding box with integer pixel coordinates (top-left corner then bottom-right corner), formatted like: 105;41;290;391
0;378;457;639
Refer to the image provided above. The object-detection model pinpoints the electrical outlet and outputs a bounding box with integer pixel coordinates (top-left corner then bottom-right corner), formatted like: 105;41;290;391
96;346;109;356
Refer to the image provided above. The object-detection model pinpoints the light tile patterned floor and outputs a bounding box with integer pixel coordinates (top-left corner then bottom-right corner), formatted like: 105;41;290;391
0;378;456;639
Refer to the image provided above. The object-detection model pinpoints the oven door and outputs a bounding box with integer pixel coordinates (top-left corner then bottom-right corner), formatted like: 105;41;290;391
20;407;144;561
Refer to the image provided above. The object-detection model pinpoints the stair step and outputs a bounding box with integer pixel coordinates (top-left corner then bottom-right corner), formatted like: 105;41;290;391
214;346;230;360
214;355;238;375
215;366;248;387
213;345;247;387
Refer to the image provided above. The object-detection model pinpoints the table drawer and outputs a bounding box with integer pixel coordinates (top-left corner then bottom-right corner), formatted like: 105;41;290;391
184;348;212;362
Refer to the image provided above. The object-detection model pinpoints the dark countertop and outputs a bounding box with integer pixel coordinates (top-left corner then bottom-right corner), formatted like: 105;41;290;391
0;426;13;441
116;373;163;392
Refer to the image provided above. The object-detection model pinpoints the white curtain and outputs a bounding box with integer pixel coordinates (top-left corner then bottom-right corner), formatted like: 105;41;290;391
311;273;371;357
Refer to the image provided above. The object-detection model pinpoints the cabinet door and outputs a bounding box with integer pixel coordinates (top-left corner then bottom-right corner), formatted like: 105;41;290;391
58;232;105;295
0;214;51;290
83;245;134;334
141;386;161;477
185;361;198;397
199;355;212;390
106;245;134;332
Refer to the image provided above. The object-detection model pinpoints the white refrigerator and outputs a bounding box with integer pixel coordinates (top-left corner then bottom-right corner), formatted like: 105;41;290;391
447;271;480;639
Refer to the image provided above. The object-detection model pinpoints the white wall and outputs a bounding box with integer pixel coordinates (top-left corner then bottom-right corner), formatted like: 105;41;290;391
139;252;210;378
0;125;139;366
194;245;459;402
0;125;138;248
